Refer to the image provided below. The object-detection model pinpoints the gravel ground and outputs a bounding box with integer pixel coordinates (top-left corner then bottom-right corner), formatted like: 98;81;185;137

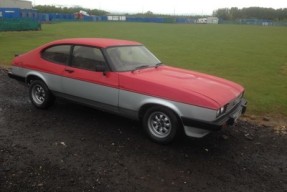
0;68;286;192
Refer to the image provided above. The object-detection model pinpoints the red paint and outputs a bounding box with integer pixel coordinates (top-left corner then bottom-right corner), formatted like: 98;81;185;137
119;66;244;109
12;38;244;110
41;38;141;49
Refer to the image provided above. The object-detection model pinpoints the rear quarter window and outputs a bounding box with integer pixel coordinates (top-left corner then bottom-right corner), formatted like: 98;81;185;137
41;45;71;65
71;46;106;71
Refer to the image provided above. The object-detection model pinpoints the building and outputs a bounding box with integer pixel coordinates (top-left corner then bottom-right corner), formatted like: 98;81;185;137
197;17;219;24
207;17;219;24
197;18;207;24
107;15;126;21
0;0;32;9
0;0;40;31
0;0;36;19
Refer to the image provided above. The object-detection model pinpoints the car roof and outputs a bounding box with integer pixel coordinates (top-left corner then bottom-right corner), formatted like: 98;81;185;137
47;38;142;48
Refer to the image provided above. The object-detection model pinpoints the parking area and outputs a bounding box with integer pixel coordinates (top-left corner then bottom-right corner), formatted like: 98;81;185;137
0;68;286;192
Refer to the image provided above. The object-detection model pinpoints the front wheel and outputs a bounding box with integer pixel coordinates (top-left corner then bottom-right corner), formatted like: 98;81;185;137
142;106;180;144
29;80;54;109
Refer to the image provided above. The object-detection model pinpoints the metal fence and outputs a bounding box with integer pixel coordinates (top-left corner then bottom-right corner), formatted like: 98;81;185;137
219;19;287;26
0;18;41;31
1;7;286;29
0;8;40;31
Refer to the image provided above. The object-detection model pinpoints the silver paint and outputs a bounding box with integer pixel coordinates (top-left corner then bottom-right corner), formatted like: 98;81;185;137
10;66;218;123
31;84;46;104
11;67;62;92
11;66;235;138
119;90;217;122
61;76;118;107
183;126;210;138
147;111;172;138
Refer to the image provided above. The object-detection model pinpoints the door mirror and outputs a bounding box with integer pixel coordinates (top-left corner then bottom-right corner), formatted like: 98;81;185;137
95;64;106;72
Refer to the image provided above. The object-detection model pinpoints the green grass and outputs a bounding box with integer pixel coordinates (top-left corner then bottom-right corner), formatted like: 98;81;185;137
1;22;287;116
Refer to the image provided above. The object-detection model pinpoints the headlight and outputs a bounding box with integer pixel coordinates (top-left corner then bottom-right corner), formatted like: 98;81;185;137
216;105;227;117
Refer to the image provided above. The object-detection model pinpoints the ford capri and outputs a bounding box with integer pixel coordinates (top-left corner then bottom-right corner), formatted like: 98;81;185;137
8;38;247;144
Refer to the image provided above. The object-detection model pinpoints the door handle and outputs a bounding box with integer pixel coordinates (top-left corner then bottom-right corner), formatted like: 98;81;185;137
65;69;74;73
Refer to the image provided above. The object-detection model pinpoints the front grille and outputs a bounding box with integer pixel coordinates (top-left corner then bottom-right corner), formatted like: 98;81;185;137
226;93;243;112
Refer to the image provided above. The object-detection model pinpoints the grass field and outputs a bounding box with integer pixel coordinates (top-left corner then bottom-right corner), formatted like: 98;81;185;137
0;22;286;116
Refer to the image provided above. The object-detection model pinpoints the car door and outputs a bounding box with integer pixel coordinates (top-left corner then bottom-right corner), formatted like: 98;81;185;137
61;45;119;111
40;44;71;92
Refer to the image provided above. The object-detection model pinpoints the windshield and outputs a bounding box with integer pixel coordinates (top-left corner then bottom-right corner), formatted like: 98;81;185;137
106;45;161;72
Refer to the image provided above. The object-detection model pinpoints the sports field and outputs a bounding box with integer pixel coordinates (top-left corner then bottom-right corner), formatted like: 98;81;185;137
0;22;286;116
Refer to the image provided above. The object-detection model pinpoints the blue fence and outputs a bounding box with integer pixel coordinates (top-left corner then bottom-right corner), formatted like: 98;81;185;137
38;13;74;22
0;8;196;24
176;17;196;23
220;19;276;26
127;17;165;23
91;16;108;21
1;7;285;26
0;8;21;19
239;19;273;25
0;8;39;21
0;7;201;24
126;17;198;24
37;13;109;22
20;9;38;20
0;8;40;31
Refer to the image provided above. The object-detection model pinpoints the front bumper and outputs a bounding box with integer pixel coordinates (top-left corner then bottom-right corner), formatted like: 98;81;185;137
182;98;247;138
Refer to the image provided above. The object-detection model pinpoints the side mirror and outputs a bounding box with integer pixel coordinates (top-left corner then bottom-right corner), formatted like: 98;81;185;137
95;64;108;76
95;64;106;72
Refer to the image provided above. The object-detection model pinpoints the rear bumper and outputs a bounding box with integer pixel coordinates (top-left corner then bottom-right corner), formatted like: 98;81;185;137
8;70;25;83
182;98;247;138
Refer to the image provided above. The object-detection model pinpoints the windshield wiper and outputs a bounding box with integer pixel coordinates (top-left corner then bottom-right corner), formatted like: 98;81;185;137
132;65;150;72
155;62;163;68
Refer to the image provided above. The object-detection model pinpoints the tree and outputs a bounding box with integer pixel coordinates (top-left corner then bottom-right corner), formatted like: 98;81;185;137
213;7;287;21
213;8;230;20
33;5;109;16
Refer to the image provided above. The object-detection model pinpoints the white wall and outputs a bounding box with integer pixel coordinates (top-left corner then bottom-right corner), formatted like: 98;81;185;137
107;16;126;21
0;0;32;9
207;17;219;24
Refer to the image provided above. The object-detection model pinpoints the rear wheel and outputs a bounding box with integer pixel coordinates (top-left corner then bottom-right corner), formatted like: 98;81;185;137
29;80;54;109
142;106;180;144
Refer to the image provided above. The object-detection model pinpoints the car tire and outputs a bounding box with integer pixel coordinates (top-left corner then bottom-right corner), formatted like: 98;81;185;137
143;106;180;144
29;80;54;109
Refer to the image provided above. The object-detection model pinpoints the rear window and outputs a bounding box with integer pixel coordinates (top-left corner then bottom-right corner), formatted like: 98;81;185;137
41;45;70;65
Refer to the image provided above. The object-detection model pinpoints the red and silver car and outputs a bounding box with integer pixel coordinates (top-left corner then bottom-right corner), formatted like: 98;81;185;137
8;38;247;144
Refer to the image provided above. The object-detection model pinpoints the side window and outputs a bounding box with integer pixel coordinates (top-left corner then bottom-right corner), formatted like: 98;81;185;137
41;45;70;65
71;46;105;71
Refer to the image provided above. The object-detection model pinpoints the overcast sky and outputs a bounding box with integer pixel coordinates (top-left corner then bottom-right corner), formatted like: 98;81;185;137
33;0;286;15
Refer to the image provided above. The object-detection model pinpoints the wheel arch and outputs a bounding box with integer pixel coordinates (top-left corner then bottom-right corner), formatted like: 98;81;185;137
138;99;183;126
26;72;47;86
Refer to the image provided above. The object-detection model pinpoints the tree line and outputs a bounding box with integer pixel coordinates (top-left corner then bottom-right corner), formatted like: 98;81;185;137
34;5;287;20
33;5;108;16
213;7;287;21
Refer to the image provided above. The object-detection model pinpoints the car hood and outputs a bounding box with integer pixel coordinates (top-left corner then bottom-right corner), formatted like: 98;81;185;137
119;66;244;109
